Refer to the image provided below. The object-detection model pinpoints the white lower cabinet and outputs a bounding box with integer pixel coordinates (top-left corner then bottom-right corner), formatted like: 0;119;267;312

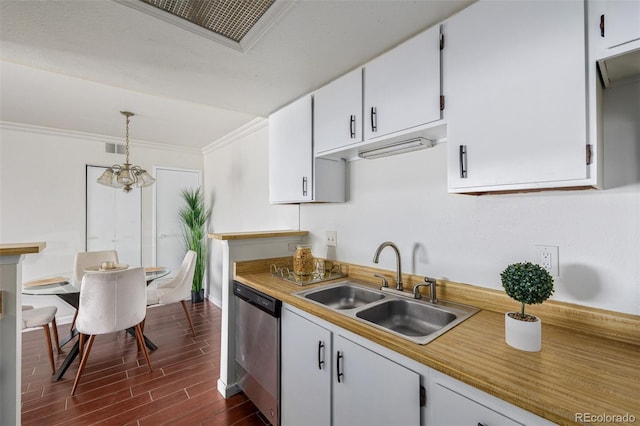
281;305;553;426
429;371;556;426
281;306;331;426
281;306;421;426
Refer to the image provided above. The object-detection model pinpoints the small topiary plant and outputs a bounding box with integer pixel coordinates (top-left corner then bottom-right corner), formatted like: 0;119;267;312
500;262;554;321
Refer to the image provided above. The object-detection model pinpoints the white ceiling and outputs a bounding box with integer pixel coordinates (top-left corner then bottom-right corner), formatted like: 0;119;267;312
0;0;474;150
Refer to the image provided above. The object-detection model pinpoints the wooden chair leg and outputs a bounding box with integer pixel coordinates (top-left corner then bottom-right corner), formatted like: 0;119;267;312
42;324;56;374
180;300;196;337
71;334;95;396
51;317;63;354
70;310;78;332
134;324;153;373
78;333;85;359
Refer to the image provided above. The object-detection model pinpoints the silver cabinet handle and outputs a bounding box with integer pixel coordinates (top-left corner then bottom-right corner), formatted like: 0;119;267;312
459;145;468;179
302;176;308;196
349;115;356;139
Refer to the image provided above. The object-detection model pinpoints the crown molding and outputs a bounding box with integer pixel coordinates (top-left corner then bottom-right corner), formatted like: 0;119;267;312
202;117;268;155
0;121;201;154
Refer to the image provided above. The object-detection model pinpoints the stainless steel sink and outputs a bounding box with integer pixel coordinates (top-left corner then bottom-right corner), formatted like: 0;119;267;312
356;299;456;337
294;280;479;345
301;282;385;310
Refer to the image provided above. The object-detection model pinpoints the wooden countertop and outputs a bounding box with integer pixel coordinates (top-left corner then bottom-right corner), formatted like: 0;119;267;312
234;266;640;426
208;230;307;240
0;242;46;256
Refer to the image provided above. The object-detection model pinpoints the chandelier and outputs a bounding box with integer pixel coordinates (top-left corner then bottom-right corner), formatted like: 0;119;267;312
97;111;155;192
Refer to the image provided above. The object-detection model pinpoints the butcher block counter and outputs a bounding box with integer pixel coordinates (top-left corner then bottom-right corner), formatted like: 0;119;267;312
234;258;640;426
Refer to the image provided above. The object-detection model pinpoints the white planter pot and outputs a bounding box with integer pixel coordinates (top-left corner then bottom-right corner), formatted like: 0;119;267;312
505;312;541;352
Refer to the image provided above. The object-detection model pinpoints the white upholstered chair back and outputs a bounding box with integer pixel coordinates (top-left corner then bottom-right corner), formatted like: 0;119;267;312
72;250;119;285
76;267;146;335
147;250;197;305
71;266;151;395
147;250;198;336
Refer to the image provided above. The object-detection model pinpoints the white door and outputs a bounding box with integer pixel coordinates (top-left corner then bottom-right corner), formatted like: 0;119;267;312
154;167;201;274
86;165;142;266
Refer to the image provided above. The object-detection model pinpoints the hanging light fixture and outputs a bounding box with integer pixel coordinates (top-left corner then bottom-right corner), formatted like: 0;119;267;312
97;111;155;192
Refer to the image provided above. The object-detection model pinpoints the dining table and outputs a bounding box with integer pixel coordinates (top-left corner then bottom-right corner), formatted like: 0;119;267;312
22;266;171;381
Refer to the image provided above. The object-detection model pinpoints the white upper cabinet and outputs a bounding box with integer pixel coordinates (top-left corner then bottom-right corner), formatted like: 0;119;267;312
445;0;596;193
314;68;363;155
589;0;640;87
596;0;640;51
269;95;346;204
269;95;313;203
364;25;442;141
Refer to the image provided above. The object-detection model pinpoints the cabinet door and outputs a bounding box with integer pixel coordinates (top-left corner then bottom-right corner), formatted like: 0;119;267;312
281;308;331;426
446;1;588;192
315;68;363;154
333;335;420;426
601;0;640;50
269;96;312;203
431;382;524;426
364;25;441;140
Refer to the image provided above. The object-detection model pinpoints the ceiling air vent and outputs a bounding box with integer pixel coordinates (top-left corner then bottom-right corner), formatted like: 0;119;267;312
105;143;126;155
114;0;293;52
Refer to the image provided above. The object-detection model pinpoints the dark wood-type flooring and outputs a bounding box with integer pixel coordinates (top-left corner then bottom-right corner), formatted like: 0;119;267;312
21;300;269;425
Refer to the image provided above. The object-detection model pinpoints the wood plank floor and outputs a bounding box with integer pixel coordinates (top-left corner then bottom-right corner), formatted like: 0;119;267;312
21;300;270;426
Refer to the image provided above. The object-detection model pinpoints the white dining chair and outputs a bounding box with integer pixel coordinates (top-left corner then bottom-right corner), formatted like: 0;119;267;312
71;267;152;396
68;250;119;331
22;305;63;374
72;250;119;285
146;250;197;337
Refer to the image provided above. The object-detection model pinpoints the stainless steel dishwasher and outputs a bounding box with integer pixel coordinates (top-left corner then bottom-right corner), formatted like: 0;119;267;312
233;281;281;425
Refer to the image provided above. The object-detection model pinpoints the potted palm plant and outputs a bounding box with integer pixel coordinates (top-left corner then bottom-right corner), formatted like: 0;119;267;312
500;262;554;352
178;187;211;303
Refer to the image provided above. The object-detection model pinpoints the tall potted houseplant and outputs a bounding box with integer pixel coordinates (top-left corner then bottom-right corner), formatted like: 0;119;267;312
500;262;554;352
178;187;211;303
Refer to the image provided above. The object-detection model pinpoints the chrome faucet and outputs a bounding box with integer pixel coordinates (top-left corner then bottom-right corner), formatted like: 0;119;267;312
372;241;403;291
413;277;438;303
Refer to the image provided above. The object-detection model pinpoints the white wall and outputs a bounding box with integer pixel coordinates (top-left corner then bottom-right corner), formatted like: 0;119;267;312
204;78;640;315
203;120;299;304
0;123;203;320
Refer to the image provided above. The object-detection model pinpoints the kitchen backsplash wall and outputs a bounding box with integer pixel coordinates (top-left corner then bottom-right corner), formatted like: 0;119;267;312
208;78;639;315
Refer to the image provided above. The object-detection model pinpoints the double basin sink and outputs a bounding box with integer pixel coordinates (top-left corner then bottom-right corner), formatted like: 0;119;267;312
294;280;479;345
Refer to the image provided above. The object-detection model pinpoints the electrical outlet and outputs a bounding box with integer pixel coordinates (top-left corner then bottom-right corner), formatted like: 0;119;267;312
535;245;559;276
326;231;337;247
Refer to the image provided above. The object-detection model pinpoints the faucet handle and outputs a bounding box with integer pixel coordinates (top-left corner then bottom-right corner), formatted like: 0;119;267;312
373;273;388;288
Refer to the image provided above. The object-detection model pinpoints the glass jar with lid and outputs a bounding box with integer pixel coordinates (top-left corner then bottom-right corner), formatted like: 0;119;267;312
293;245;314;277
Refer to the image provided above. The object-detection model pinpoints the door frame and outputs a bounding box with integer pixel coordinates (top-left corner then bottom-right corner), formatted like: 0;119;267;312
152;166;202;266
